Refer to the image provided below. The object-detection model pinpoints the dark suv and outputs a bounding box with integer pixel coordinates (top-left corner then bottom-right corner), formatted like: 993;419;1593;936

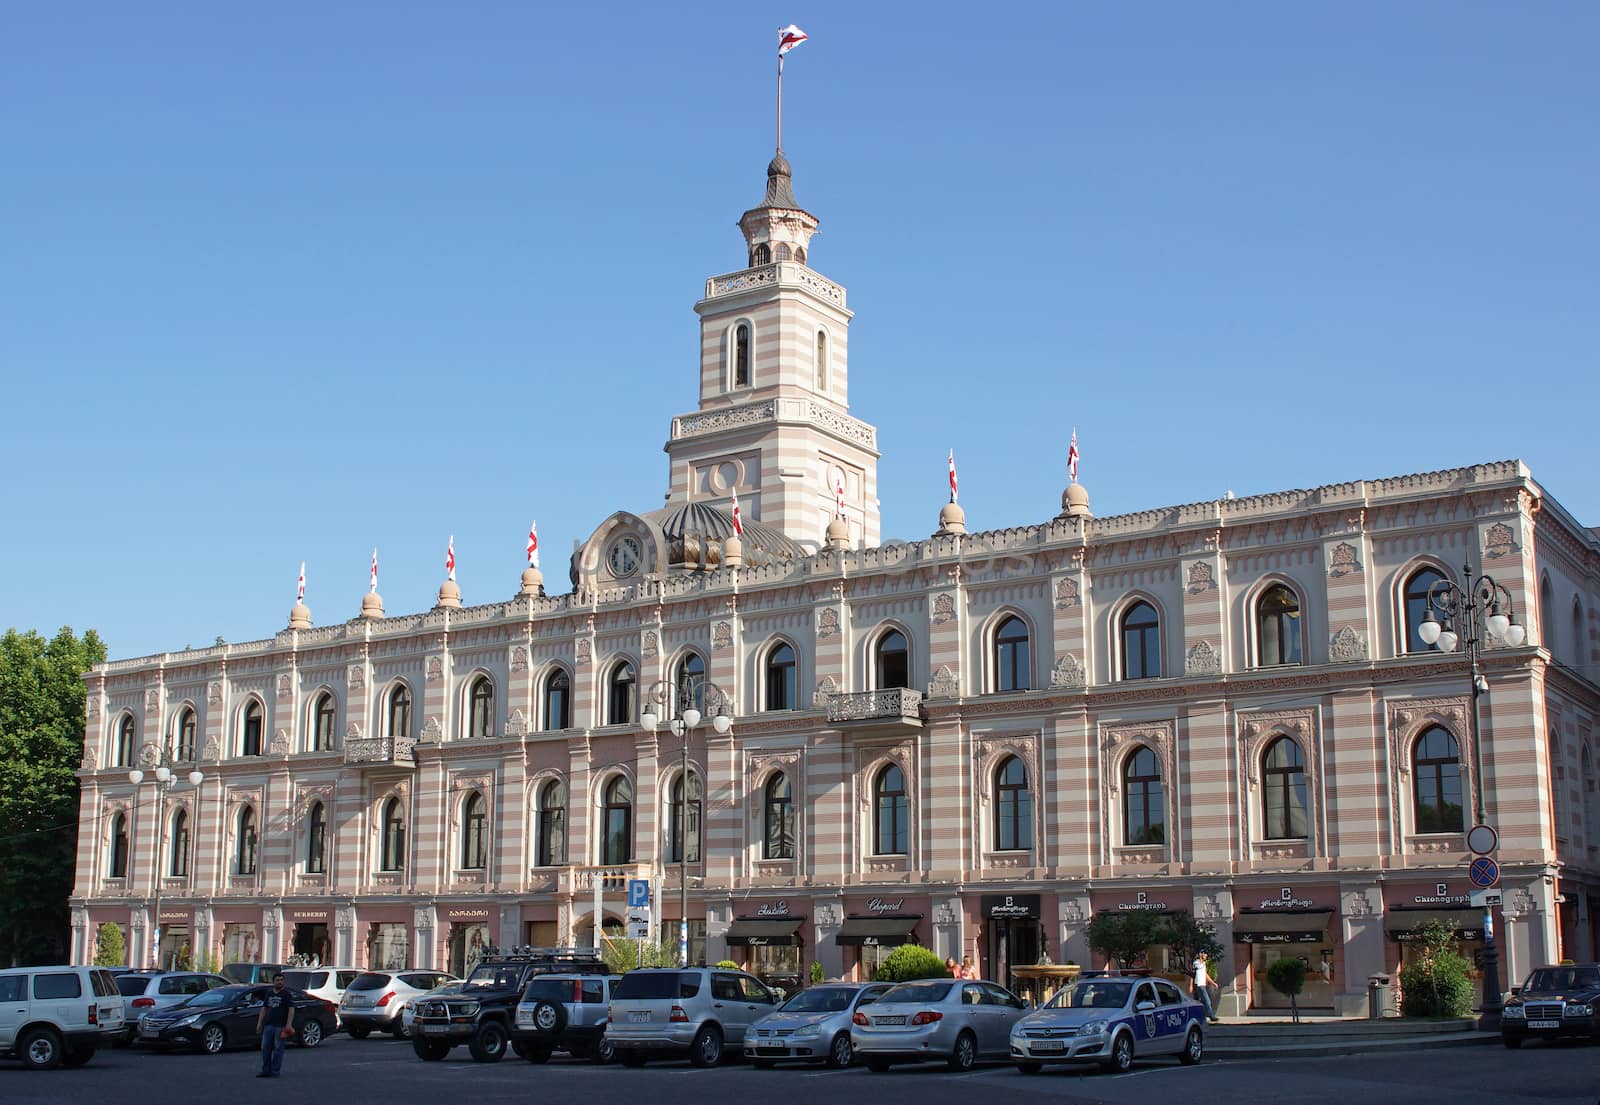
1502;964;1600;1048
411;948;608;1063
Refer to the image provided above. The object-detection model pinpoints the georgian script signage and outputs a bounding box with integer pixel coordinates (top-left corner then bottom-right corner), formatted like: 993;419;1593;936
159;911;189;922
1256;887;1318;910
866;898;905;914
444;908;491;921
981;894;1040;920
756;901;791;917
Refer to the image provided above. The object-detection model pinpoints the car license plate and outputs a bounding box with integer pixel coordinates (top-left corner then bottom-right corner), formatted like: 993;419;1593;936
756;1047;787;1056
875;1015;905;1025
141;1025;160;1038
1528;1020;1560;1029
1030;1040;1064;1053
422;1025;449;1035
628;1011;651;1023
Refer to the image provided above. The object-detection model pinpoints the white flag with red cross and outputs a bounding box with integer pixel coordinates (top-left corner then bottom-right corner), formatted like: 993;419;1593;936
1068;430;1080;483
297;561;305;604
778;24;808;55
731;490;744;536
369;548;378;593
835;477;846;518
948;450;958;503
527;521;540;569
446;536;456;582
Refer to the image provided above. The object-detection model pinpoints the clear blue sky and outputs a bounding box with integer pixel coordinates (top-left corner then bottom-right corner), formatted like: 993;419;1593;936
3;2;1595;661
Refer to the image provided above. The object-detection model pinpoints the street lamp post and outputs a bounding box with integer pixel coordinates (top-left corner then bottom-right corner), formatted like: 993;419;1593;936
641;677;731;968
128;762;205;969
1418;562;1526;1027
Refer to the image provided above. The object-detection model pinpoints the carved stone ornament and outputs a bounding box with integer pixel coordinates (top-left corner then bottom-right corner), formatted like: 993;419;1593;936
931;593;956;626
80;746;98;770
276;673;292;700
269;729;290;755
817;608;840;640
642;630;659;660
347;666;365;690
1388;696;1472;790
1187;562;1216;594
146;688;161;712
1329;625;1367;662
1328;542;1362;579
575;639;592;665
345;721;363;740
420;716;442;743
414;908;433;931
510;646;528;673
138;741;160;768
202;736;220;761
713;621;733;650
1185;640;1221;675
1050;653;1085;690
208;681;223;706
928;665;958;698
1054;577;1080;610
811;675;838;708
1484;522;1516;560
505;708;528;738
933;902;958;926
1238;707;1318;793
86;697;100;719
425;656;443;682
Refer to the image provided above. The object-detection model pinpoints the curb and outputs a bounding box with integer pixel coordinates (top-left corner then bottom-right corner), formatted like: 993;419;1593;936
1208;1032;1497;1060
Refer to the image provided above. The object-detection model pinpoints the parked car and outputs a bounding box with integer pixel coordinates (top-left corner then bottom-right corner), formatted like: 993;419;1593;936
605;967;780;1067
852;978;1028;1072
139;983;337;1053
411;948;606;1062
112;971;230;1043
1008;974;1204;1074
745;981;891;1068
1503;964;1600;1048
340;970;456;1039
280;967;363;1015
511;972;623;1063
221;963;287;985
0;965;124;1070
402;981;469;1036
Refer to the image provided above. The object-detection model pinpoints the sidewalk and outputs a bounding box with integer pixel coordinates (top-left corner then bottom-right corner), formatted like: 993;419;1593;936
1203;1016;1495;1059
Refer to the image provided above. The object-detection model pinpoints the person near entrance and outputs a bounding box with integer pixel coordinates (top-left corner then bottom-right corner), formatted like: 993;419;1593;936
255;974;295;1077
1191;952;1219;1023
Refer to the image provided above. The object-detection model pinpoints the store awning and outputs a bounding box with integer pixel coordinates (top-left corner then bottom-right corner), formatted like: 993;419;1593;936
724;918;805;947
836;915;921;947
1232;910;1333;945
1385;909;1483;942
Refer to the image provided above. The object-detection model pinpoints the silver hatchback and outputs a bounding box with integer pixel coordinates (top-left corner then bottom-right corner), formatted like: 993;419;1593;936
852;978;1028;1072
606;967;779;1067
745;982;890;1068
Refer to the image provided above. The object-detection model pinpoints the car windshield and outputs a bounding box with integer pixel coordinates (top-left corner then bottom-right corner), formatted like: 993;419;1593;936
1048;982;1133;1010
877;981;953;1004
611;971;701;1000
424;983;468;998
779;986;855;1013
347;973;391;991
464;966;523;990
1524;967;1600;993
177;987;243;1008
115;975;152;997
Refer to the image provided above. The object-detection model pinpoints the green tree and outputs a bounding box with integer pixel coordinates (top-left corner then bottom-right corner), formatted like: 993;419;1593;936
0;626;107;966
1156;911;1224;969
872;945;950;982
810;961;825;985
599;936;684;973
93;922;125;967
1085;910;1163;969
1265;957;1309;1023
1399;918;1474;1018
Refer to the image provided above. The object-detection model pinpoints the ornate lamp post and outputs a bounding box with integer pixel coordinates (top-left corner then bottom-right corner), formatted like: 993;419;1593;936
128;762;204;969
641;677;731;968
1418;563;1526;1026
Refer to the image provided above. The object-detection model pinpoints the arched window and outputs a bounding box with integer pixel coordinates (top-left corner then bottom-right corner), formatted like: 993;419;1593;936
1262;737;1308;839
675;653;707;715
174;708;197;762
873;764;908;855
875;630;910;690
763;773;795;860
461;792;488;869
794;246;806;264
236;806;258;875
306;802;326;874
994;616;1031;692
1256;584;1303;666
667;771;702;864
387;685;411;739
1541;575;1555;651
606;662;636;726
1574;599;1587;666
734;323;752;387
536;780;566;867
1412;726;1464;833
379;797;405;871
764;643;797;711
994;755;1033;851
815;330;828;390
242;701;264;757
468;676;494;739
312;693;337;751
774;243;792;261
1123;746;1165;846
115;715;136;767
169;808;189;878
751;243;771;266
109;812;129;878
1121;602;1161;680
1403;567;1446;654
601;777;633;865
542;669;571;731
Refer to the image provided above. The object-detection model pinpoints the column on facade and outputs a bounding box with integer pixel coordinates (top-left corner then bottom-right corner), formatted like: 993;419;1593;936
633;731;660;875
566;733;593;876
1324;688;1387;860
705;608;741;885
1322;532;1373;668
923;714;968;880
496;746;526;893
807;730;851;893
413;743;449;893
1050;707;1094;874
1181;695;1234;868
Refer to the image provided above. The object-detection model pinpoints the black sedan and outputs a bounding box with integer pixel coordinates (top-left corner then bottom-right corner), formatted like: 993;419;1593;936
137;984;338;1054
1502;964;1600;1048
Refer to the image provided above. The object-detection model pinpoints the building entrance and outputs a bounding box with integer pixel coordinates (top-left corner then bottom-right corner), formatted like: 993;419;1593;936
292;922;330;965
980;895;1043;992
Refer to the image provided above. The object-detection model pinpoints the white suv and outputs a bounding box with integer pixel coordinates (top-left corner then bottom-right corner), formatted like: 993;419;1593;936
0;966;125;1069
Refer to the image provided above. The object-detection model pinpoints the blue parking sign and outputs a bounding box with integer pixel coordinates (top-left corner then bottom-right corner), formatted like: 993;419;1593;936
628;879;650;909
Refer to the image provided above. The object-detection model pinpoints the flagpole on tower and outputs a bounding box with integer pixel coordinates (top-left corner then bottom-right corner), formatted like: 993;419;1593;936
776;25;807;154
777;49;784;153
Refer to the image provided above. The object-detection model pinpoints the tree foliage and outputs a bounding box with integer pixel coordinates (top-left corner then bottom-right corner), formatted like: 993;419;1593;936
871;945;950;982
1266;957;1309;1022
0;627;107;966
93;922;125;967
599;936;684;973
1085;910;1221;971
1399;918;1474;1018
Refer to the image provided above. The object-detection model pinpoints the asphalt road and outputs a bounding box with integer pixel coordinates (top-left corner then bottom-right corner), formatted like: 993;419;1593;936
3;1034;1599;1105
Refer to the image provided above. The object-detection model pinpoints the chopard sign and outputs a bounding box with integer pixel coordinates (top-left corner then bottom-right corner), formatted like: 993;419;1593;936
866;898;905;913
756;901;792;917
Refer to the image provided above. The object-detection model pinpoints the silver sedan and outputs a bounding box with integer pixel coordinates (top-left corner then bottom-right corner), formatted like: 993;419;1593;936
852;978;1028;1072
745;982;891;1068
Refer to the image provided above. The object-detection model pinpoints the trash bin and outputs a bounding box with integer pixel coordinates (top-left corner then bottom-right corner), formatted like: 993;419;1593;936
1367;973;1394;1019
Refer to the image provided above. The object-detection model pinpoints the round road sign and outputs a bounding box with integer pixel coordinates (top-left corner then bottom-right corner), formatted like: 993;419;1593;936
1468;856;1500;889
1467;824;1498;856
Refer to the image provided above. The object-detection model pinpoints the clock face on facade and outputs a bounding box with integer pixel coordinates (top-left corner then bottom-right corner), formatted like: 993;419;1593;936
607;535;643;578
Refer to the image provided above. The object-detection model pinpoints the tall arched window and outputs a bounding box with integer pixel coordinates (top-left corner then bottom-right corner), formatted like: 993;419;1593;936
387;685;411;739
765;643;797;711
1574;599;1587;666
606;662;636;726
751;243;771;266
109;812;129;878
242;701;264;757
174;708;197;762
667;771;702;864
236;806;258;875
1412;726;1464;833
1262;737;1308;839
794;246;806;264
601;777;632;865
543;669;571;730
1256;584;1304;666
461;792;488;869
875;630;910;690
1123;747;1165;846
115;715;136;767
994;755;1033;851
312;693;337;751
873;764;908;855
306;802;326;874
1121;602;1161;680
537;780;567;867
994;616;1031;692
379;797;405;871
1540;575;1555;651
734;323;752;387
468;676;494;739
169;808;189;877
764;773;795;859
815;330;828;390
774;243;792;261
1403;567;1446;654
675;653;706;715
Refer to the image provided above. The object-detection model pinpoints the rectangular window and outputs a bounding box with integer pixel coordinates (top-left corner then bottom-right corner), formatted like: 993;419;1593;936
0;975;27;1002
33;972;83;1000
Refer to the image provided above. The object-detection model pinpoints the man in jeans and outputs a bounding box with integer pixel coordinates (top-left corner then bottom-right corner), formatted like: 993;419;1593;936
255;974;295;1077
1191;952;1219;1024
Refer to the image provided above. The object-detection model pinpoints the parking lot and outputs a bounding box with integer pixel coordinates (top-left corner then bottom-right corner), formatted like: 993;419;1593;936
3;1034;1600;1105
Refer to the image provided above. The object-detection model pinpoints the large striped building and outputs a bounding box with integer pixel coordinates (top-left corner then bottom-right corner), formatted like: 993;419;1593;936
72;149;1600;1017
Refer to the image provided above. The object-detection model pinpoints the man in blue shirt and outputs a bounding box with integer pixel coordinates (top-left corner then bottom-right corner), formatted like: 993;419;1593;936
255;974;295;1077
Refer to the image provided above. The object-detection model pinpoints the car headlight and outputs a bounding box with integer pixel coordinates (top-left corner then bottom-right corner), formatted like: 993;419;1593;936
789;1026;823;1040
1503;1005;1525;1018
1565;1004;1593;1017
173;1014;202;1027
1077;1020;1109;1036
458;1002;480;1017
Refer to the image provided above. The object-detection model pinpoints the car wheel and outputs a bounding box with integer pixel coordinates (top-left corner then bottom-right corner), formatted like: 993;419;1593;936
20;1028;63;1071
532;1000;567;1035
348;1026;371;1039
61;1047;95;1069
412;1039;450;1061
592;1035;615;1065
392;1019;411;1039
825;1031;854;1069
1101;1032;1134;1074
1016;1062;1041;1075
1502;1037;1523;1049
947;1030;977;1072
689;1025;724;1068
468;1021;508;1063
866;1058;892;1073
1179;1025;1203;1065
200;1024;227;1055
298;1020;325;1049
620;1051;648;1068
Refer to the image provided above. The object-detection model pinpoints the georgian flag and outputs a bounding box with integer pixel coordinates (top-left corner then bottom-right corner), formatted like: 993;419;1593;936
948;450;958;503
835;477;846;519
778;24;808;55
297;561;306;604
446;536;456;582
731;490;744;536
527;521;540;569
369;548;378;593
1068;430;1080;483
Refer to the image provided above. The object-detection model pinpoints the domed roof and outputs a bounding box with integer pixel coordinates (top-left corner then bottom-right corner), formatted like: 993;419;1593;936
648;501;801;569
762;151;799;209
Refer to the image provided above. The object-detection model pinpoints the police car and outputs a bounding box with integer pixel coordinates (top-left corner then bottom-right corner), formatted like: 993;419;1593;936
1008;973;1205;1074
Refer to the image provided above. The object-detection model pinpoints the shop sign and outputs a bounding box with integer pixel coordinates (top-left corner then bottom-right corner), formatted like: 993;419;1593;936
757;901;791;917
1394;928;1484;943
1236;931;1326;945
1253;887;1318;910
1116;891;1168;912
1409;882;1471;907
981;894;1040;920
159;911;188;922
291;911;331;921
445;908;491;921
866;898;905;914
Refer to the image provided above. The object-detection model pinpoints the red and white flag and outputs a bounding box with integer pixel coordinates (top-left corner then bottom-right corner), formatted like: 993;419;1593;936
369;548;378;593
446;536;456;582
835;477;846;519
948;450;958;503
778;24;808;55
526;520;540;569
297;561;306;604
1068;430;1080;483
731;490;744;536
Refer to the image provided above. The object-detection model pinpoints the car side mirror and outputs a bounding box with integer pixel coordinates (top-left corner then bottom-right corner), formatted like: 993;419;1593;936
1135;1000;1156;1013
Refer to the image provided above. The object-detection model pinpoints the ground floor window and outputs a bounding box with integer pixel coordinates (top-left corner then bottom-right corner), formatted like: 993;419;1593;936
291;922;331;965
158;925;191;971
857;941;909;979
222;923;259;964
449;922;491;977
1250;943;1337;1009
367;922;409;970
525;920;557;949
749;944;803;996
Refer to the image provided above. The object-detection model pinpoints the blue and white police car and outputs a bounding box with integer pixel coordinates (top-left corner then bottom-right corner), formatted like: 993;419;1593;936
1008;973;1205;1074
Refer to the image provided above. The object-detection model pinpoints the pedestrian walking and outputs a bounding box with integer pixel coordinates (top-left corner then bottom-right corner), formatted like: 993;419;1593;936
1192;952;1219;1023
255;973;295;1078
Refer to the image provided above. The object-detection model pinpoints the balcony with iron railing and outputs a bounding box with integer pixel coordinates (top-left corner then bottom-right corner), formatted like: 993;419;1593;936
344;736;417;767
826;689;924;729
